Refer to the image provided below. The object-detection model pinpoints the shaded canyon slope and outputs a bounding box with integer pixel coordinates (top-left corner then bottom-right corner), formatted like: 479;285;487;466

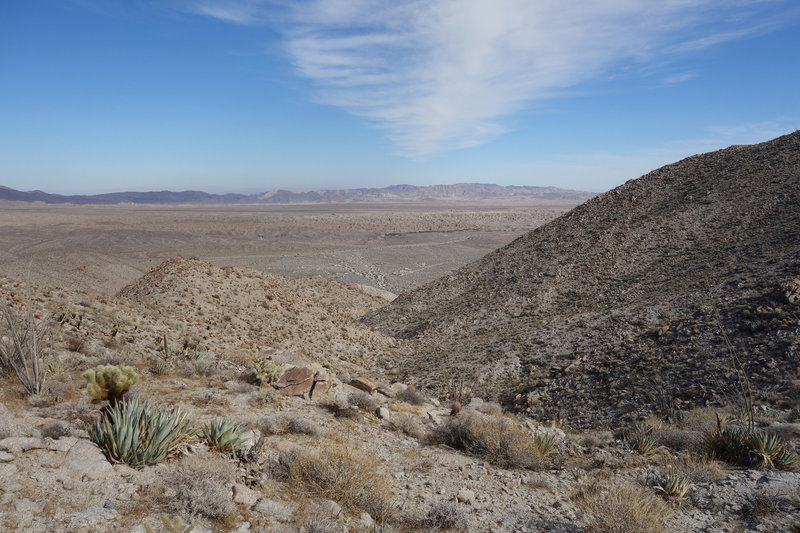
364;131;800;428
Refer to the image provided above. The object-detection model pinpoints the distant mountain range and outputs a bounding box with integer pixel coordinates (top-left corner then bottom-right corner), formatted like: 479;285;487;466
0;183;594;205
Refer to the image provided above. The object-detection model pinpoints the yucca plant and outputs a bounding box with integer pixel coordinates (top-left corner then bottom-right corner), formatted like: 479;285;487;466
47;360;66;374
202;418;246;453
533;431;556;456
655;472;690;501
89;396;196;468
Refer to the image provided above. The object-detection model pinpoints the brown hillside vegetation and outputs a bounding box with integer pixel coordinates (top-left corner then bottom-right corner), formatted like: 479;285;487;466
365;131;800;427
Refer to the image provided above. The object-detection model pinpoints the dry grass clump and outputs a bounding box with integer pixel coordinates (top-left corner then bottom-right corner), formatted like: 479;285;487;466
144;451;238;523
658;453;725;483
389;413;426;440
573;477;668;533
248;387;280;408
279;443;394;521
420;499;469;532
348;391;377;412
321;396;361;419
431;410;553;469
262;413;320;436
395;388;426;406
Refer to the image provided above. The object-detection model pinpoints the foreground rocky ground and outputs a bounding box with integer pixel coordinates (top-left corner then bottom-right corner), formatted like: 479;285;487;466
1;260;798;532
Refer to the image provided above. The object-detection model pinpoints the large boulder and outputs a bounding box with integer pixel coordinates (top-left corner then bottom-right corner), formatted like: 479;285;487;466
275;367;315;397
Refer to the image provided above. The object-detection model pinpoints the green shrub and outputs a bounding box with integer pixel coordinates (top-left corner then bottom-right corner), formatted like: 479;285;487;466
618;422;658;456
89;396;196;468
202;418;245;452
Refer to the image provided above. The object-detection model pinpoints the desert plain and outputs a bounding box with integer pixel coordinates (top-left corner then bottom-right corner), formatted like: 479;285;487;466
0;200;576;296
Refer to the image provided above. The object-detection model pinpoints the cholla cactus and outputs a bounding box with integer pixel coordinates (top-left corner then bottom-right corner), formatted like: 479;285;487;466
250;356;282;386
83;364;139;406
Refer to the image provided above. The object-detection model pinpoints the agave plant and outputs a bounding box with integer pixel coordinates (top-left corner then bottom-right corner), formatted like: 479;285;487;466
89;396;196;468
202;418;246;453
630;431;659;456
150;359;167;376
706;423;748;465
655;472;690;500
749;432;797;470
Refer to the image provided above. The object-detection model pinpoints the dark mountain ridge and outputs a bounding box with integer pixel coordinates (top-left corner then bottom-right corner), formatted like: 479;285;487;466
365;131;800;427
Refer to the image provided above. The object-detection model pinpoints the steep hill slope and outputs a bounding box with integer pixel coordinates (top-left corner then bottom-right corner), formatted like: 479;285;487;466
365;132;800;427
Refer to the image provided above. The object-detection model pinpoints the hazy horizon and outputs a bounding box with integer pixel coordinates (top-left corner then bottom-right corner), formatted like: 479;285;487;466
1;1;798;195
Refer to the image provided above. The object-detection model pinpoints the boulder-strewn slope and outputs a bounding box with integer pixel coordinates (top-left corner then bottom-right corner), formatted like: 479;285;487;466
366;131;800;427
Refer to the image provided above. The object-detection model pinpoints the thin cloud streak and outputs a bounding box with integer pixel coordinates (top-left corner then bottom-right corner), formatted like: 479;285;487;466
193;0;797;157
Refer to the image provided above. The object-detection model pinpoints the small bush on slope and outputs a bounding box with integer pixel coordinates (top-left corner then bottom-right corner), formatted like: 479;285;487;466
278;443;394;521
431;409;554;469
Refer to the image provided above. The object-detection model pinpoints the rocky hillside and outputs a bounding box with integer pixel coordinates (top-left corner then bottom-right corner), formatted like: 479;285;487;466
365;131;800;428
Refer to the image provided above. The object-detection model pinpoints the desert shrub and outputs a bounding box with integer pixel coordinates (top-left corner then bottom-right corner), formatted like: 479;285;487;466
89;396;196;468
349;391;377;412
262;413;320;436
304;515;341;533
659;453;725;483
652;428;703;452
83;364;139;406
279;443;394;520
180;358;216;378
0;300;49;395
574;478;668;533
248;387;280;408
389;414;425;440
40;421;72;440
202;418;246;452
322;396;360;419
431;410;553;469
146;451;237;522
422;499;469;531
396;388;426;406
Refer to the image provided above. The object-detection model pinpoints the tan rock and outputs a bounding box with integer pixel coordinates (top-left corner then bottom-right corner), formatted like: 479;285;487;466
350;377;377;393
276;366;315;397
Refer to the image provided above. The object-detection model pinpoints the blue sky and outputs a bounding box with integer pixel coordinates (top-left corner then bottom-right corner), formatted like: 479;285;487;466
1;0;798;194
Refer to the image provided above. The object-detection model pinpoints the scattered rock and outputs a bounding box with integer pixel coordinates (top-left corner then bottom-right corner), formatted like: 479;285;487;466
375;406;391;420
0;451;14;462
350;377;377;393
253;499;292;522
0;437;45;454
232;483;260;507
59;439;114;481
450;402;462;416
457;488;476;505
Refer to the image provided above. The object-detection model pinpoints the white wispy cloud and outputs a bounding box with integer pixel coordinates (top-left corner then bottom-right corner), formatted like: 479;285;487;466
192;0;796;157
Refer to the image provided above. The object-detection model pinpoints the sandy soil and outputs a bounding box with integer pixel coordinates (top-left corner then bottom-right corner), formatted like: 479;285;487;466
0;201;575;295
